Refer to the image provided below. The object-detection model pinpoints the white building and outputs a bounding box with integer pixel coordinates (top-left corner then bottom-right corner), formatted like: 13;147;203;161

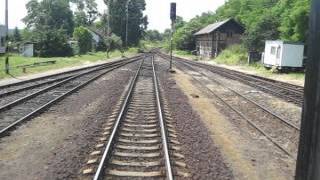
262;40;305;69
20;42;34;57
0;25;6;54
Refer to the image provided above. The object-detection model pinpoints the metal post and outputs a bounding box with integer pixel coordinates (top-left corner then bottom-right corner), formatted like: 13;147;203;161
169;2;176;71
4;0;9;74
5;0;8;35
170;23;174;70
125;0;131;49
295;1;320;180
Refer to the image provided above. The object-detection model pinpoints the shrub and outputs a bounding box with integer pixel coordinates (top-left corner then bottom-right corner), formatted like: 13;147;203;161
73;26;93;54
215;45;248;65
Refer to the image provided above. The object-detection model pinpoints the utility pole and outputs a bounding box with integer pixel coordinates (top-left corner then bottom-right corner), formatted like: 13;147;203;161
4;0;9;74
125;0;131;49
169;3;176;71
5;0;8;35
295;1;320;180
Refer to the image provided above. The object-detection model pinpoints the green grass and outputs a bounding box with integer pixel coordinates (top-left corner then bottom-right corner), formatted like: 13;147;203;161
0;48;138;80
173;50;198;60
215;45;248;65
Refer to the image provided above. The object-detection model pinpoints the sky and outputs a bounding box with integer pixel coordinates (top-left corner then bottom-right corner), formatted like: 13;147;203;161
0;0;226;32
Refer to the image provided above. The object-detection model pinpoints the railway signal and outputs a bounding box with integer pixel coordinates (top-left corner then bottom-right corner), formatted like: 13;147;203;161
169;3;176;71
295;0;320;179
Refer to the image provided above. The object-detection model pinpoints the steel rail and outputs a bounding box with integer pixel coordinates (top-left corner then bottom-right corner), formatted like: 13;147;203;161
0;54;143;90
160;52;303;93
157;52;303;105
0;58;140;137
152;55;174;180
159;54;295;158
0;75;73;98
188;70;295;158
0;58;139;112
93;57;145;180
180;61;300;131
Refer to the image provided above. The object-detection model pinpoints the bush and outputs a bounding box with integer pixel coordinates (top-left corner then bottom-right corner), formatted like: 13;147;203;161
33;28;73;57
73;26;93;54
215;45;248;65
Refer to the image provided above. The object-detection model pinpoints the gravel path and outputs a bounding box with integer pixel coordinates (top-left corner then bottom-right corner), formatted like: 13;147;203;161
0;62;139;180
156;57;234;180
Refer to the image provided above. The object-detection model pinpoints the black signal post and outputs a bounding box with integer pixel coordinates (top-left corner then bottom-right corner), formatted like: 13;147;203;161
169;2;176;71
295;1;320;179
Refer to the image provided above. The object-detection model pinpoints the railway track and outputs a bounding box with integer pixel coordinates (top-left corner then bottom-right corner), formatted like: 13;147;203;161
0;55;142;99
157;52;304;106
174;60;299;158
82;56;189;179
0;56;141;137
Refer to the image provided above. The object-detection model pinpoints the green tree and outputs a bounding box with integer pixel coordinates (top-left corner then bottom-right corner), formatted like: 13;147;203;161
73;26;93;54
13;27;22;42
71;0;99;27
23;0;74;57
105;0;147;46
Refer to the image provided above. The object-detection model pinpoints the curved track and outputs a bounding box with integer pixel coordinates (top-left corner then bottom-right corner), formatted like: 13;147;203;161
0;56;141;137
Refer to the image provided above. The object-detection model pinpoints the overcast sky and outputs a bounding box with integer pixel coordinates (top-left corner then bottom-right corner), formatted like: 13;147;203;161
0;0;225;32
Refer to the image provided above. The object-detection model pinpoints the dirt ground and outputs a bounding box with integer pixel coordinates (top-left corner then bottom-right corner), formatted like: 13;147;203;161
170;67;296;180
0;62;139;180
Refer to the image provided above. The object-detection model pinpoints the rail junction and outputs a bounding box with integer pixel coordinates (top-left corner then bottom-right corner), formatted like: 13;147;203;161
0;51;303;179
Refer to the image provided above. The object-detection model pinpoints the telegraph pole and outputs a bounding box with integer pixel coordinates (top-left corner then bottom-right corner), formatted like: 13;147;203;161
169;3;176;71
5;0;8;34
125;0;131;49
4;0;9;74
295;1;320;180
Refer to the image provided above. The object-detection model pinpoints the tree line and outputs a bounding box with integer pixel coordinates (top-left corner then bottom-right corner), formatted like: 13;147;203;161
171;0;310;52
12;0;147;57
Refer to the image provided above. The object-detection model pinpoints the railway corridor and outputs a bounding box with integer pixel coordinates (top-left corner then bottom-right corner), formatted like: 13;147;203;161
0;52;301;180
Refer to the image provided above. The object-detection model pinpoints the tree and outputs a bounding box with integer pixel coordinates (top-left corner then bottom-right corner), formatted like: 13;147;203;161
13;27;22;42
23;0;74;57
71;0;99;27
73;26;93;54
144;30;162;41
104;33;123;58
105;0;148;46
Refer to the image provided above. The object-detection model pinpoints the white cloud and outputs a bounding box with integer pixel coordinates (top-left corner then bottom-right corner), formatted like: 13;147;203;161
0;0;225;31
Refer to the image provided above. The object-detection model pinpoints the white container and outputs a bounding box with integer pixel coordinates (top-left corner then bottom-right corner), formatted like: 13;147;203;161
263;40;304;69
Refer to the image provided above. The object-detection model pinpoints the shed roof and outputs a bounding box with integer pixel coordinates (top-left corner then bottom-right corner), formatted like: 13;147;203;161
194;18;241;36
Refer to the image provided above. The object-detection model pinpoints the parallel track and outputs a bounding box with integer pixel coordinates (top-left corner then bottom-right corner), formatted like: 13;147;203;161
0;55;142;99
176;60;299;158
158;52;304;106
93;56;173;179
0;56;141;137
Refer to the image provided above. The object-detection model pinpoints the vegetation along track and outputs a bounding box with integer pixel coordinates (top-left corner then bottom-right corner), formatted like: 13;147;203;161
0;55;142;99
0;55;142;137
160;54;299;159
81;55;189;179
157;52;304;106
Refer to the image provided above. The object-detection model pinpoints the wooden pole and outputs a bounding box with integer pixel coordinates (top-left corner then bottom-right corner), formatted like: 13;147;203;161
295;1;320;179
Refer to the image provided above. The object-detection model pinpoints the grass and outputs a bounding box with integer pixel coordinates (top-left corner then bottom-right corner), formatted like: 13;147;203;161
171;45;306;85
0;48;138;80
215;45;248;65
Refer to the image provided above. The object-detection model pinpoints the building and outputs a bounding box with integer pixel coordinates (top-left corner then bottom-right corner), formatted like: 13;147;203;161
20;42;34;57
262;40;305;70
0;25;6;54
194;19;245;58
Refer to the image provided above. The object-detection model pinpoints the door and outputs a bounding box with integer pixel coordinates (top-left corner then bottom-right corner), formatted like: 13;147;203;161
276;46;281;66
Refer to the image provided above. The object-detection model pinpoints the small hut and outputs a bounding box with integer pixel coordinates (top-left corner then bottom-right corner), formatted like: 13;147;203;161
194;19;245;58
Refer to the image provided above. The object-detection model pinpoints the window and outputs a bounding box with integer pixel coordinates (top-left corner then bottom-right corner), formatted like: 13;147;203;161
227;31;233;38
270;46;276;55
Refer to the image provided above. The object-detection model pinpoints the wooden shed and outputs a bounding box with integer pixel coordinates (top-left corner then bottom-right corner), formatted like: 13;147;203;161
194;19;244;58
